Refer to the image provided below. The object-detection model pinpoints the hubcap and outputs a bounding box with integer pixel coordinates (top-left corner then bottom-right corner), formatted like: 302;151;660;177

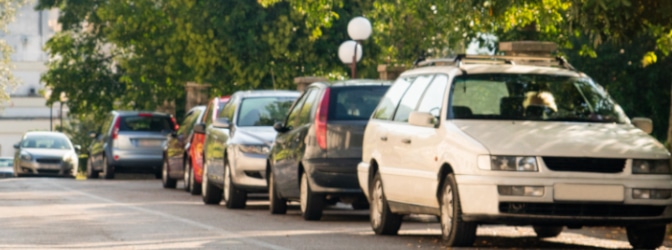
162;162;168;183
224;164;230;201
441;184;454;236
371;179;383;228
202;165;208;197
184;163;190;186
300;174;307;213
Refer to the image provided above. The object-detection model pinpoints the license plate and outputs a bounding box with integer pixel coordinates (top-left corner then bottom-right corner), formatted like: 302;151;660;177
554;184;624;202
39;164;61;170
138;139;162;147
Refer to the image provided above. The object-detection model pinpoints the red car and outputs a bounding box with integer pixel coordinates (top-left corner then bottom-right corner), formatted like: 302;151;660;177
184;96;229;194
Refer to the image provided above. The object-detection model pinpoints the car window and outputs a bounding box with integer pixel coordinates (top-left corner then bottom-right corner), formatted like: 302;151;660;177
0;159;12;167
298;88;320;123
285;89;311;129
329;86;389;121
203;101;215;125
449;74;627;123
178;109;202;136
237;97;297;126
417;74;448;118
372;77;413;120
393;75;433;122
22;135;72;150
220;97;237;123
119;116;173;132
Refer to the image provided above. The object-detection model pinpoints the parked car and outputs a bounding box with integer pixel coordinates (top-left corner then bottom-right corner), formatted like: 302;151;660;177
186;96;230;194
268;80;390;220
161;105;206;188
357;55;672;249
0;156;14;177
13;131;80;177
198;90;299;208
87;111;179;179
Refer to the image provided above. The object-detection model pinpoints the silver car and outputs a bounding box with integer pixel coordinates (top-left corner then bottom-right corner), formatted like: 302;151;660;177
13;131;79;177
0;157;14;177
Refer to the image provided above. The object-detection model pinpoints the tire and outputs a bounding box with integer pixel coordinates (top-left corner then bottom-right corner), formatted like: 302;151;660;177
201;163;222;205
439;173;476;247
626;224;665;249
300;172;324;221
268;171;287;214
189;164;201;195
223;162;247;209
86;157;99;179
161;159;177;189
370;172;402;235
184;160;192;192
102;156;115;179
533;226;563;238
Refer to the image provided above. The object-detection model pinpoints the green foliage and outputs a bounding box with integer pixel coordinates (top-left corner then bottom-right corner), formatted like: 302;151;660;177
0;0;27;100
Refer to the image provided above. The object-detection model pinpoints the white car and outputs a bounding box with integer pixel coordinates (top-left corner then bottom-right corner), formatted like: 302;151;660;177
13;131;80;178
357;55;672;249
0;157;13;177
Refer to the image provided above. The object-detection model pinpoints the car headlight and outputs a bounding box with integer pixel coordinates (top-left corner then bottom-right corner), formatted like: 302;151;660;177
632;159;670;174
62;152;77;163
20;152;32;161
238;145;270;155
490;156;538;172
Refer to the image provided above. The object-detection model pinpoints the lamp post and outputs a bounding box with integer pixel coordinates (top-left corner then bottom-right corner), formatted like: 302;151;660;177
338;16;372;79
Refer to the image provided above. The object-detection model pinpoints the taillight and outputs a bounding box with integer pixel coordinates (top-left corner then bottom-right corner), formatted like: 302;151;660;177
138;113;153;117
170;116;179;131
315;88;330;150
112;117;121;140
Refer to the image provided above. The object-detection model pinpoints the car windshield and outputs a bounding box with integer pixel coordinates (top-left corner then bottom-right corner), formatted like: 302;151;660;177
0;158;12;167
21;135;72;150
449;74;628;123
237;97;296;126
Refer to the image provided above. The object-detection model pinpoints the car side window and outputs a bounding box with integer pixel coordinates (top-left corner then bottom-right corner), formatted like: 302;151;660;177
203;101;215;126
417;74;448;118
298;88;320;124
220;100;236;123
393;75;433;122
372;78;413;120
286;89;311;129
179;109;201;136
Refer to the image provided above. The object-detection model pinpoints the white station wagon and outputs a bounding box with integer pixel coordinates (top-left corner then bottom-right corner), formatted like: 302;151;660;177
357;55;672;249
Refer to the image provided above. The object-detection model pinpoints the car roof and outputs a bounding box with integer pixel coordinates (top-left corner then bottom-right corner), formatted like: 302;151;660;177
234;90;300;98
309;79;392;88
112;110;172;117
23;131;69;138
400;64;583;78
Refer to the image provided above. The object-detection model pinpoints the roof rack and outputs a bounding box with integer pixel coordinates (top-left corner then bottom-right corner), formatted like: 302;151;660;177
414;54;577;71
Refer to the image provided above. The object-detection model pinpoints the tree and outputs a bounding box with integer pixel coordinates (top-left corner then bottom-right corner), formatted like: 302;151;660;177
0;0;27;100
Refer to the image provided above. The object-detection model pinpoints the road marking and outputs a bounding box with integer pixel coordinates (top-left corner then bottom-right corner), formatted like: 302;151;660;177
48;180;290;250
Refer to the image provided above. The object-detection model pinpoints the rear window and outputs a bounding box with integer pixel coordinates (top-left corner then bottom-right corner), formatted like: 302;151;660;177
120;115;174;132
329;86;389;120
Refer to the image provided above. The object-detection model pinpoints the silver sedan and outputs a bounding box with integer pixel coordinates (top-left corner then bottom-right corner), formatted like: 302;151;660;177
13;131;80;177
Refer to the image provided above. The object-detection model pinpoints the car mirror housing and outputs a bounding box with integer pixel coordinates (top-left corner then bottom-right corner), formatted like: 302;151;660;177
273;122;289;133
13;143;19;149
74;145;81;152
213;118;230;129
408;111;437;128
193;123;206;134
632;117;653;134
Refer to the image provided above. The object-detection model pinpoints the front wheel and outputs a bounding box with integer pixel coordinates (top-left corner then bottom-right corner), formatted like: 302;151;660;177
300;172;324;221
439;173;476;246
161;159;177;189
183;160;192;192
189;163;202;195
223;162;247;209
86;157;99;179
370;172;402;235
201;164;222;205
268;171;287;214
533;226;563;238
626;224;665;249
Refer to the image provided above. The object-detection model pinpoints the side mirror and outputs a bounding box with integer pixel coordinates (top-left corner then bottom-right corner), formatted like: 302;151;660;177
88;131;98;139
213;117;230;129
13;143;19;149
273;122;289;133
193;123;206;134
408;111;437;128
632;117;653;134
74;145;81;152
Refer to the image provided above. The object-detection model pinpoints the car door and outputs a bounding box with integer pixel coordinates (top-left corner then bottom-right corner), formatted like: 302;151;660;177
382;75;434;204
204;96;235;185
273;88;312;197
89;113;114;170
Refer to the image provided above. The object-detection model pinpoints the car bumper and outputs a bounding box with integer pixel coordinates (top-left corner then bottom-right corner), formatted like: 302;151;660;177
16;160;75;176
304;157;362;194
109;149;163;171
230;151;268;192
456;174;672;225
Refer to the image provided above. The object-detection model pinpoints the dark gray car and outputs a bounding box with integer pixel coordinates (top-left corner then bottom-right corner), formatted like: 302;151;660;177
87;111;179;179
199;90;299;208
268;80;390;220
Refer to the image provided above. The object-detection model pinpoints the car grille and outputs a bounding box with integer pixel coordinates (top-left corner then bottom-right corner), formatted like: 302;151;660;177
499;202;665;217
542;157;625;173
36;158;62;164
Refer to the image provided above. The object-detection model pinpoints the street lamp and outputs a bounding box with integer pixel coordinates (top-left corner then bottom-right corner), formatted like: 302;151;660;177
338;16;372;78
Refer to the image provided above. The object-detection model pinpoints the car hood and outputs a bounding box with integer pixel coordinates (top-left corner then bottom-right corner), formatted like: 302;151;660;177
453;120;670;159
22;148;73;158
234;127;277;146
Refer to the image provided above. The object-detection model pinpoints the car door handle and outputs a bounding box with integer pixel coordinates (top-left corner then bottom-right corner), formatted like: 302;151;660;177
402;139;411;144
380;136;387;141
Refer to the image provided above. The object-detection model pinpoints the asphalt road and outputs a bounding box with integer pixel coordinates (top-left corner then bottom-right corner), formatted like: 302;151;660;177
1;175;671;250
